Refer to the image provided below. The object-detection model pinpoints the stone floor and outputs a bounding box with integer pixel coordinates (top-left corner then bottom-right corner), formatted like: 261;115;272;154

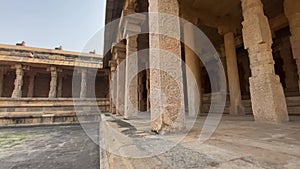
102;114;300;169
0;124;99;169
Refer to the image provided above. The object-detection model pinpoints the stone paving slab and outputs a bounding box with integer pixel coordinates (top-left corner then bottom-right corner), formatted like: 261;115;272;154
0;124;99;169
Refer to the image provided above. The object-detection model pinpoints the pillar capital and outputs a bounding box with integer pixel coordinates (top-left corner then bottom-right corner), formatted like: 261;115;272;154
120;9;145;38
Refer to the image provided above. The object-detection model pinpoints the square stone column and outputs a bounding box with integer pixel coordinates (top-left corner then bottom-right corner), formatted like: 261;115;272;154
223;32;245;115
27;72;36;97
149;0;186;133
48;66;57;98
0;68;3;97
109;60;117;114
11;64;24;98
120;10;145;119
241;0;289;123
183;22;203;117
112;43;126;116
80;69;88;98
57;75;63;98
284;0;300;93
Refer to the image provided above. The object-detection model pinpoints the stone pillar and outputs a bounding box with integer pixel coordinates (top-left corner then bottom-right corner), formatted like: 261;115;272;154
57;75;63;98
109;61;117;114
48;66;57;98
112;43;126;116
183;22;203;117
122;11;145;119
280;36;299;93
80;69;88;98
149;0;186;132
12;64;24;98
241;0;289;123
284;0;300;92
27;73;35;97
224;32;245;115
0;68;3;97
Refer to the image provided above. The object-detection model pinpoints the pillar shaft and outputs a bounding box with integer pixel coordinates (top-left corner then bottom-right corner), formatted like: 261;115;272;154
0;69;3;97
183;23;202;117
27;74;35;97
284;0;300;92
241;0;289;123
149;0;186;132
224;32;244;115
110;68;117;114
48;67;57;98
12;64;24;98
80;69;88;98
112;43;126;116
116;59;126;115
124;34;139;119
57;75;63;98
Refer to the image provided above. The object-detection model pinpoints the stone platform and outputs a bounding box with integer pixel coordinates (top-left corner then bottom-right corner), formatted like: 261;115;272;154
101;114;300;169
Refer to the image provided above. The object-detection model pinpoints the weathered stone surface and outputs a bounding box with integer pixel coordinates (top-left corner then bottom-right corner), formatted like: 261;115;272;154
241;0;289;123
11;64;24;98
183;22;202;117
224;32;244;115
0;125;99;169
80;69;88;98
48;66;57;98
284;0;300;92
149;0;186;132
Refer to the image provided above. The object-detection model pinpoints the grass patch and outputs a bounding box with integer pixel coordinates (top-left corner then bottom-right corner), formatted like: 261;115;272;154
0;132;28;149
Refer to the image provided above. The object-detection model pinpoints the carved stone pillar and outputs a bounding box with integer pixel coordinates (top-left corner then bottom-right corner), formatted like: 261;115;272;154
149;0;186;132
27;73;36;97
12;64;24;98
284;0;300;92
80;69;88;98
121;10;145;119
224;32;245;115
241;0;289;123
183;22;203;117
48;66;57;98
112;43;126;116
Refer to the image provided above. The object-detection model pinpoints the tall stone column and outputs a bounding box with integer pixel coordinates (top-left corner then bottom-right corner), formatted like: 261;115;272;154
57;75;63;98
0;68;3;97
12;64;24;98
149;0;186;132
48;66;57;98
224;32;245;115
109;61;117;114
27;73;35;97
183;22;203;117
112;43;126;116
241;0;289;123
284;0;300;92
122;11;145;119
80;69;88;98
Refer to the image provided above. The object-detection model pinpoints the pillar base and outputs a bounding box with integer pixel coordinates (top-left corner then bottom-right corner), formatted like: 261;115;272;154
250;74;289;123
229;105;245;116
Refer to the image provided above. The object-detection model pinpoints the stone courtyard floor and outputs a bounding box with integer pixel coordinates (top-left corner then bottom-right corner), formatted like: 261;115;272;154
102;114;300;169
0;124;99;169
1;115;300;169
